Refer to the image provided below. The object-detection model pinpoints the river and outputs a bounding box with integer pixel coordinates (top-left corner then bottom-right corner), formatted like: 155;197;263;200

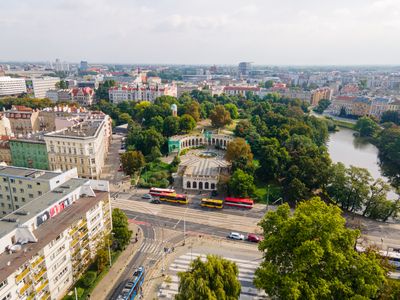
327;127;397;199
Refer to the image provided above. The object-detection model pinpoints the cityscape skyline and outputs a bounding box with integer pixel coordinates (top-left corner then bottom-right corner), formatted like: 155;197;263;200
2;0;400;65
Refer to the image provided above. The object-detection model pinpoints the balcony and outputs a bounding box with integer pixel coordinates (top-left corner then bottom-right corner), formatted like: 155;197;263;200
70;237;80;248
36;280;48;294
16;267;30;283
34;268;46;282
69;227;78;236
31;256;44;269
19;281;32;295
78;219;87;229
40;291;50;300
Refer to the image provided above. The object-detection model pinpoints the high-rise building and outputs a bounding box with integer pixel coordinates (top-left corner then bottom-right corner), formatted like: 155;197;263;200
79;61;89;71
0;166;111;300
0;77;27;97
238;62;252;76
311;87;332;106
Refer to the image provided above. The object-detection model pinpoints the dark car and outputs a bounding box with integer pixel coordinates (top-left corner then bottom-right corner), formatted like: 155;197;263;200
247;234;261;243
150;199;161;204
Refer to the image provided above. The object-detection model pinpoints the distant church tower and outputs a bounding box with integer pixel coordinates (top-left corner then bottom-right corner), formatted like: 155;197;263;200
171;103;178;117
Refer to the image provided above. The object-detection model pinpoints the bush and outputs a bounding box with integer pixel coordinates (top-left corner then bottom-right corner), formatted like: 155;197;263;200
81;271;97;288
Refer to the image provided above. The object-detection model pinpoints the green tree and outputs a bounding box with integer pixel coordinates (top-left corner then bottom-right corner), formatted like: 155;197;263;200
120;150;145;176
313;99;331;114
163;116;180;137
258;137;289;181
381;111;400;125
225;138;253;162
81;271;97;288
224;103;239;119
184;100;201;121
118;112;133;126
179;114;196;133
55;80;68;89
355;116;380;138
112;208;132;250
148;115;164;131
96;247;109;273
176;255;241;300
378;125;400;166
95;80;116;100
255;198;388;300
228;169;255;197
209;105;232;128
264;80;274;88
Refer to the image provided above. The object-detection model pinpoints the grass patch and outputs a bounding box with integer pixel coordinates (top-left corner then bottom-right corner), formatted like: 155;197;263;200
138;161;172;188
253;179;282;204
331;119;356;130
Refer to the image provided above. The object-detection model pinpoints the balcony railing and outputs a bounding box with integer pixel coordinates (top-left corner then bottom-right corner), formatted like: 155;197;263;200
19;281;32;295
34;269;46;282
31;256;44;269
36;280;48;294
16;267;30;283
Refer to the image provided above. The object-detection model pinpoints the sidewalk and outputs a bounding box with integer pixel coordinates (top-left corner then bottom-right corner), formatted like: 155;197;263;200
90;223;143;300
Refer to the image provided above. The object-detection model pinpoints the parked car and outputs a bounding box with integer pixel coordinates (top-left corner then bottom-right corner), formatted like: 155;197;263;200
247;233;261;243
228;232;245;240
150;199;161;204
142;194;153;199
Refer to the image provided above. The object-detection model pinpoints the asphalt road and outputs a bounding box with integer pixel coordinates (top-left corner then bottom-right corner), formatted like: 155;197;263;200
107;224;155;300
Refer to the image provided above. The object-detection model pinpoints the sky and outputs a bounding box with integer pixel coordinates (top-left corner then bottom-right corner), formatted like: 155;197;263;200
1;0;400;65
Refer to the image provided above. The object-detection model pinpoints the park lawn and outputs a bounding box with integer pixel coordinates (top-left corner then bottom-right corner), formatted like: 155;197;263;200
254;179;282;204
138;161;172;188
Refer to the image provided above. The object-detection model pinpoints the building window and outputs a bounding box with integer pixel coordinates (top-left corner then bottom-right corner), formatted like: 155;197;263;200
6;195;10;200
37;182;40;186
28;184;32;189
14;196;17;202
20;188;24;193
12;187;16;192
10;179;14;183
22;197;25;202
38;191;42;196
15;205;19;209
29;194;34;198
2;178;6;182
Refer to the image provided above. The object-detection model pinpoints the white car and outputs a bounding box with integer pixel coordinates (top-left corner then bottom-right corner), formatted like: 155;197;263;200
142;194;153;200
228;232;245;240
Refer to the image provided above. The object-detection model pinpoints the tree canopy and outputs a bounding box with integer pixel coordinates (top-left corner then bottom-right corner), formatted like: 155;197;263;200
355;116;380;138
255;198;388;300
210;105;232;128
112;208;132;250
120;150;145;176
228;169;255;197
176;255;241;300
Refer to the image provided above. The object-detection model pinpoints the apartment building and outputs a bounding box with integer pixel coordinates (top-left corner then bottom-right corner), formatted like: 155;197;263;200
109;84;177;103
0;76;27;97
311;87;332;106
26;77;60;99
4;106;40;136
71;87;94;106
0;167;78;215
44;113;112;179
0;166;111;300
222;85;261;96
9;135;50;170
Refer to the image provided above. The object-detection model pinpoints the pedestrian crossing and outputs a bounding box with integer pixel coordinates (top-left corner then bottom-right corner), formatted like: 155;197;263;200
138;238;164;263
158;252;267;300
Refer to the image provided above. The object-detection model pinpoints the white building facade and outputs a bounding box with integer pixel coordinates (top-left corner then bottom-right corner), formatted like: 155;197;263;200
0;77;27;97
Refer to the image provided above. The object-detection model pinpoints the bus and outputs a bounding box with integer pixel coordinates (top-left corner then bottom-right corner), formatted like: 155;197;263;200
159;193;188;204
356;246;400;271
201;198;223;209
224;197;254;209
149;187;175;197
117;266;145;300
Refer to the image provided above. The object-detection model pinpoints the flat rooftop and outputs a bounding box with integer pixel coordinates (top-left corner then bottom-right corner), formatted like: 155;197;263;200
0;166;61;180
45;119;104;139
0;177;88;239
0;190;108;282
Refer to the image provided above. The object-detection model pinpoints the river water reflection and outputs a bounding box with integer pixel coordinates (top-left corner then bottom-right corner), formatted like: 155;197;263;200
327;127;397;199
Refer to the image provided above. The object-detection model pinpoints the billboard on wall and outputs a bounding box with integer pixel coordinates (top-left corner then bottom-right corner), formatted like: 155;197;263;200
25;80;34;97
36;198;73;227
